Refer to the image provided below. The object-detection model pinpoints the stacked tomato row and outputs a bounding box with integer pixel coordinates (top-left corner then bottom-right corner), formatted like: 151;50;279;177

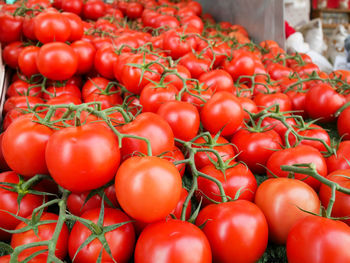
1;0;350;262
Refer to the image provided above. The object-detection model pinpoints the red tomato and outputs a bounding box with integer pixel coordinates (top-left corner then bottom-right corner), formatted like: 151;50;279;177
161;146;186;177
287;215;350;263
181;81;213;109
197;162;257;206
169;188;192;220
254;92;292;112
11;212;69;260
7;80;41;98
178;52;211;79
22;16;36;41
255;178;320;244
126;2;144;19
3;96;44;115
61;0;83;15
71;40;96;75
43;83;81;100
305;83;346;123
34;11;71;43
198;69;235;93
0;171;45;240
68;208;135;263
162;29;198;59
338;106;350;140
238;97;258;120
200;91;243;137
0;134;10;171
115;156;182;222
18;46;40;77
135;220;211;263
120;112;174;158
83;0;106;20
62;12;84;42
196;200;268;263
2;41;23;69
2;115;53;177
222;50;255;81
46;123;120;192
319;170;350;225
37;42;78;81
326;141;350;173
193;134;236;169
0;13;23;44
157;101;199;141
94;45;118;79
163;64;191;91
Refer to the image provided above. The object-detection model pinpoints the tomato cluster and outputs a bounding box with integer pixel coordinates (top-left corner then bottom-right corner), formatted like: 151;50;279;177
1;0;350;262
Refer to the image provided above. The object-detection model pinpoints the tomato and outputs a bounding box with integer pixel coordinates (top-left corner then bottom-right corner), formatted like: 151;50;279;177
94;45;119;79
135;219;211;263
18;46;40;77
200;91;243;136
68;208;135;263
0;171;45;240
238;97;258;120
222;50;255;81
319;170;350;225
2;115;53;177
139;83;178;113
120;112;174;159
115;156;182;222
0;134;10;171
43;83;81;100
255;178;320;244
120;53;164;94
197;162;257;206
287;215;350;263
11;212;69;260
198;69;235;94
126;2;144;19
0;13;23;44
46;123;120;192
178;52;211;79
161;146;186;177
259;114;297;143
162;29;198;59
305;83;346;123
196;200;268;263
326;141;350;173
169;188;191;220
2;41;23;69
82;77;113;99
3;96;44;115
287;123;331;152
286;89;308;118
83;0;106;20
37;42;78;81
0;254;47;263
181;81;213;109
157;101;200;141
266;145;327;190
61;0;83;15
163;64;191;91
254;92;292;112
34;11;71;43
266;63;293;80
232;128;283;174
180;15;204;33
193;134;236;169
7;80;42;98
62;12;84;42
337;106;350;140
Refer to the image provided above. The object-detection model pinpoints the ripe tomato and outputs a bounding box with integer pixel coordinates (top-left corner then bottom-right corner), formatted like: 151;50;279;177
94;45;119;79
157;101;200;141
161;146;186;177
0;13;23;44
126;2;144;19
135;219;211;263
337;106;350;140
62;12;84;42
0;171;45;240
181;81;213;109
196;200;268;263
254;92;292;112
232;128;283;174
222;50;255;81
61;0;83;15
255;178;320;244
83;0;106;20
198;69;235;93
34;11;71;43
326;141;350;173
3;96;44;115
319;170;350;225
120;112;174;159
2;115;53;177
37;42;78;81
162;29;198;59
115;156;182;222
43;83;81;100
197;162;257;206
11;212;69;260
2;41;23;69
266;145;328;190
200;91;243;136
71;40;96;75
287;215;350;263
168;188;191;220
178;52;211;79
68;208;135;263
46;123;120;192
163;64;191;91
18;46;40;77
7;80;42;98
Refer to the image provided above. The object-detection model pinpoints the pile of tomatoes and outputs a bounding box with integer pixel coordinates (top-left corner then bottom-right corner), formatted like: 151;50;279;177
1;0;350;262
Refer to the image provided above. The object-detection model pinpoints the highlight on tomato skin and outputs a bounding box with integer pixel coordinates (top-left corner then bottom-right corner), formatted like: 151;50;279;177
0;0;350;262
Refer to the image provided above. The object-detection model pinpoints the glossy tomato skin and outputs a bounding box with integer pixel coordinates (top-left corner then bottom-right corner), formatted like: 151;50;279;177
115;156;182;223
255;178;320;244
197;163;257;206
222;50;255;81
319;170;350;225
18;46;40;77
200;91;243;137
326;141;350;173
0;13;23;45
11;212;69;260
94;45;118;79
169;188;191;220
161;146;186;176
266;145;327;191
62;12;83;42
157;101;200;141
120;112;174;159
2;115;53;177
337;106;350;140
135;219;212;263
196;200;268;263
287;215;350;263
232;129;283;174
46;123;120;192
71;40;96;75
198;69;234;93
68;208;135;263
0;171;44;240
37;42;78;81
2;41;23;69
